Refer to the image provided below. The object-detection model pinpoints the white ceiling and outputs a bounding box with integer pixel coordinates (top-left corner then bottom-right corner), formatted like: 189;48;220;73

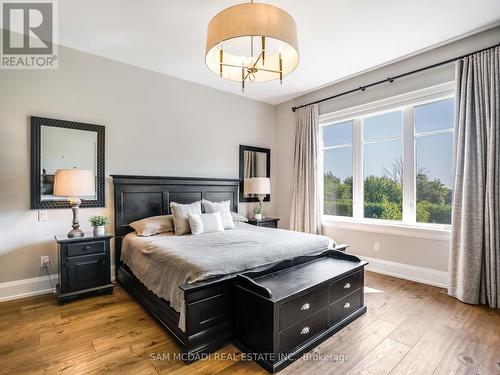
58;0;500;105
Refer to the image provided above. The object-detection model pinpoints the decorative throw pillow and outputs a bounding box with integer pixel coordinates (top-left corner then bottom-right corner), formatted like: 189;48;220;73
129;215;174;236
170;201;202;235
230;211;248;223
202;199;235;229
188;212;224;235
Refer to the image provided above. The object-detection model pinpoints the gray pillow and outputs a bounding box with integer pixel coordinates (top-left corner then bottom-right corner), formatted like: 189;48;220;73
202;199;235;229
188;212;224;235
129;215;174;236
231;211;248;223
170;201;202;235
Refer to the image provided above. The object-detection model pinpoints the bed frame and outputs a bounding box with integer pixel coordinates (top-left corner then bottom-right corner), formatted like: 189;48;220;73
112;175;241;359
112;175;349;361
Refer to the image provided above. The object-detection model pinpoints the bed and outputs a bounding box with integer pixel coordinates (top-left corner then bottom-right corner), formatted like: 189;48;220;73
112;175;345;360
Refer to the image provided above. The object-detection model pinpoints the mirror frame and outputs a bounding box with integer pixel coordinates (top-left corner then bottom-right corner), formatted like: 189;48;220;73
239;144;271;203
30;116;105;209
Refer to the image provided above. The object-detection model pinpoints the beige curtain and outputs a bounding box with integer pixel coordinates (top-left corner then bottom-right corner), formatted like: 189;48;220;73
243;151;257;179
448;46;499;308
243;151;257;198
290;104;321;234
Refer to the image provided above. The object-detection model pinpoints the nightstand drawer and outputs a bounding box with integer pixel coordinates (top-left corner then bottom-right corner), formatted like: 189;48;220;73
259;221;278;228
247;218;279;228
279;309;327;354
330;290;362;324
279;288;326;330
67;241;105;257
67;253;109;292
330;271;362;302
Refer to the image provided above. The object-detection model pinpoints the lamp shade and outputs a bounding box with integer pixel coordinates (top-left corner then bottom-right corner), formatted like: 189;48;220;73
244;177;271;195
205;2;299;83
54;169;95;197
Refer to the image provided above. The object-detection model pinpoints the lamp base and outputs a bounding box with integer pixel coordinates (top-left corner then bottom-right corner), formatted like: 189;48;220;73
257;195;265;218
67;197;84;238
67;228;85;238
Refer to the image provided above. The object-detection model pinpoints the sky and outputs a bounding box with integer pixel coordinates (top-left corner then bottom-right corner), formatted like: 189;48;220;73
323;98;454;188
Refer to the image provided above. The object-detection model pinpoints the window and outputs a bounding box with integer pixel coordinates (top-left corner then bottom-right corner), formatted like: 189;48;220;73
322;121;353;217
321;85;454;228
363;111;403;220
415;99;454;224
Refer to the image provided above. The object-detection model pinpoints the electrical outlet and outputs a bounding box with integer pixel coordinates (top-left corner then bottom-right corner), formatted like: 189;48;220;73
374;242;381;252
38;210;48;221
40;256;50;268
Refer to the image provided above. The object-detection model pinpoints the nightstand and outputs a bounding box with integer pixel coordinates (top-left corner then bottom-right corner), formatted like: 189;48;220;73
55;233;113;303
247;217;280;229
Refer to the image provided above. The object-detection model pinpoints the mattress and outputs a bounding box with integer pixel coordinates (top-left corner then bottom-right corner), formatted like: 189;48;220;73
121;222;334;331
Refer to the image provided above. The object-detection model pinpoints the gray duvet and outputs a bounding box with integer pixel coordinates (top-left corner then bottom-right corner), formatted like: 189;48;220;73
121;222;334;331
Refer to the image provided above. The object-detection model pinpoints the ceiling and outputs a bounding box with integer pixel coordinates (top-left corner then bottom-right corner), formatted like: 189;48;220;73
58;0;500;105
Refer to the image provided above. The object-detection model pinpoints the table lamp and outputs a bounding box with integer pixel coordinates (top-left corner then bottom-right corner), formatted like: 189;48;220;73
245;177;270;218
54;169;95;238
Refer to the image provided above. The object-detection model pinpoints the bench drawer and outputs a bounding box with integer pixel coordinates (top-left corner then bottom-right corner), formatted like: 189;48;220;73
330;271;362;302
279;309;327;354
67;241;105;257
330;290;362;324
279;288;326;330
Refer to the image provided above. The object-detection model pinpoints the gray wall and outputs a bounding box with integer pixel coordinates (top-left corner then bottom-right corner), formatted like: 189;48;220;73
0;45;276;283
275;27;500;272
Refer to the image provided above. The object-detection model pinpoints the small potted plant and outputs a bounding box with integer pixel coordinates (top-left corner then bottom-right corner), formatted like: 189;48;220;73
252;206;263;220
89;215;110;236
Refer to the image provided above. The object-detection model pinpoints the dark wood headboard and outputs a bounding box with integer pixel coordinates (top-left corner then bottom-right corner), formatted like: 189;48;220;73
111;175;239;266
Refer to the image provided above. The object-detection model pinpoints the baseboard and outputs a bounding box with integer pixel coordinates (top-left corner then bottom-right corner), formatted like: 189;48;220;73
0;266;116;302
357;255;449;288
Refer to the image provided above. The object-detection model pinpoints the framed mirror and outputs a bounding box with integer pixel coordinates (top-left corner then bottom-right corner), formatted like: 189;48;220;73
239;145;270;202
31;116;105;209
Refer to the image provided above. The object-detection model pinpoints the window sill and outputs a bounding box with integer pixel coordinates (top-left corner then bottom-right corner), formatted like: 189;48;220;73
322;216;451;241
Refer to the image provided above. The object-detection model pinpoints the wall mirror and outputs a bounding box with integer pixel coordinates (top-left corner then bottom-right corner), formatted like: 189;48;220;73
239;145;270;202
31;116;105;209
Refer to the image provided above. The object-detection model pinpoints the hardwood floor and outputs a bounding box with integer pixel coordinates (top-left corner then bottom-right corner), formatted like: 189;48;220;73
0;272;498;374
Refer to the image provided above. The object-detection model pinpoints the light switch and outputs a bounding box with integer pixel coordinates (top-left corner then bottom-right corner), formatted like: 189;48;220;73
38;210;48;221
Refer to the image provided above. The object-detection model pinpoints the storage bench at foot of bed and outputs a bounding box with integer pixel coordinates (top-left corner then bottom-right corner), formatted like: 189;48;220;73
234;250;368;372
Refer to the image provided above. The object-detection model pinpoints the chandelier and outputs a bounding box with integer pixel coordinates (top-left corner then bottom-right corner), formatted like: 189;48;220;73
205;1;299;92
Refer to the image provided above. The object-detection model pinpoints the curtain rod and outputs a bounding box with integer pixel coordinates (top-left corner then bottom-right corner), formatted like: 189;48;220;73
291;42;499;112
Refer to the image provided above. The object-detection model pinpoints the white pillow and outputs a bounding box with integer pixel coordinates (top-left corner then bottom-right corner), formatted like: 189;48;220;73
188;212;224;235
129;215;174;236
170;201;202;235
202;199;235;229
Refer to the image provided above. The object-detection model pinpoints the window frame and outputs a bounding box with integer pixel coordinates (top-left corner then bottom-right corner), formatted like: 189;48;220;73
319;82;454;238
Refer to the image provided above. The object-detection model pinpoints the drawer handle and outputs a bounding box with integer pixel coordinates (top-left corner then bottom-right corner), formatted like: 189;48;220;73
300;327;310;335
344;302;351;309
301;303;310;311
344;283;351;289
85;246;90;250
